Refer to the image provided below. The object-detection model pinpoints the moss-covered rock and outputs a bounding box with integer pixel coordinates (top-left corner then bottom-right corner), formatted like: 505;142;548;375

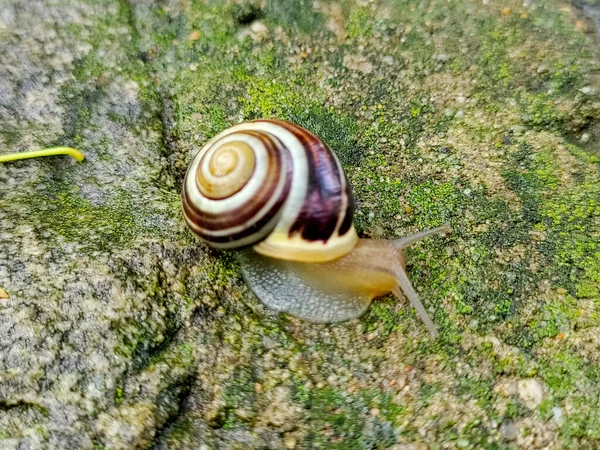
1;0;599;449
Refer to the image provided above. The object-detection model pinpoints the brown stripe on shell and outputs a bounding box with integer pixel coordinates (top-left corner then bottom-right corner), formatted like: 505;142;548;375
338;188;354;236
185;198;284;245
184;131;282;230
182;172;291;244
182;130;293;245
253;120;353;243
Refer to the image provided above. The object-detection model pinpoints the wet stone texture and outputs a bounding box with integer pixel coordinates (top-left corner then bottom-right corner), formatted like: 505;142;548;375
1;0;600;449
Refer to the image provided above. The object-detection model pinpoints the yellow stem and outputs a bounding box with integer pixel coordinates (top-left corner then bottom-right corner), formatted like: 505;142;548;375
0;147;85;163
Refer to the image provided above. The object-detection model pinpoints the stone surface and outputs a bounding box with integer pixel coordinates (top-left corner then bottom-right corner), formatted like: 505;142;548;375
1;0;600;449
518;378;545;409
499;419;519;441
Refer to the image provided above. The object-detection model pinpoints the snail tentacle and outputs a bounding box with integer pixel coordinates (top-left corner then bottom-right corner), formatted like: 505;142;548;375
392;273;438;338
392;224;451;249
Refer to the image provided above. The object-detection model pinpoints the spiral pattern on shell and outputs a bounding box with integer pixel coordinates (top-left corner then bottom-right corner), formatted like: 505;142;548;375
182;119;358;262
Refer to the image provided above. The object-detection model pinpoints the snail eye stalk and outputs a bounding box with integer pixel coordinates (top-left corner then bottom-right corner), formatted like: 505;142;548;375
0;147;85;163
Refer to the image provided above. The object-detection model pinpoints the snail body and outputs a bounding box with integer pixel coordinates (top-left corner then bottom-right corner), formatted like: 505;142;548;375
182;119;449;336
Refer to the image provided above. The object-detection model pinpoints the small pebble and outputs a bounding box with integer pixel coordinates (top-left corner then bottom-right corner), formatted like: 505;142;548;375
251;21;267;33
391;444;428;450
552;406;564;425
234;408;252;420
580;133;591;143
518;378;544;408
499;420;518;440
262;336;278;350
283;434;297;449
579;86;595;95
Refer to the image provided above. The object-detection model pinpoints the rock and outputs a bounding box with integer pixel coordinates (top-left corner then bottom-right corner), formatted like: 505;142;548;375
391;444;428;450
2;0;600;449
499;420;519;441
343;54;374;74
552;406;564;426
256;387;299;430
262;336;278;350
579;86;596;95
283;432;298;449
518;378;544;409
250;21;269;40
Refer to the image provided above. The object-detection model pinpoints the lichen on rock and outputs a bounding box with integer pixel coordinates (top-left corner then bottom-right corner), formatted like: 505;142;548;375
1;0;600;449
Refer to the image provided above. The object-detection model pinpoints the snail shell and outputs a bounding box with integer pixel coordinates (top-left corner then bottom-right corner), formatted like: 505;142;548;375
182;119;358;262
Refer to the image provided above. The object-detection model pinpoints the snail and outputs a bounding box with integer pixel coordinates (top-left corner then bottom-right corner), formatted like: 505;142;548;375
182;119;450;336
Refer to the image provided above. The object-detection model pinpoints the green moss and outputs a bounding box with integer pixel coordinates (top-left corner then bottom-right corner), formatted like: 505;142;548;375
114;387;124;406
264;0;324;34
537;348;600;444
158;417;210;448
204;251;239;287
0;403;49;439
287;106;365;167
155;343;194;369
361;297;407;337
539;179;600;301
347;7;373;39
407;181;462;228
1;129;22;148
303;387;401;449
539;350;594;400
18;181;166;251
521;94;566;131
53;0;600;447
235;66;327;121
531;294;580;339
456;378;495;411
418;382;441;407
218;367;257;429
